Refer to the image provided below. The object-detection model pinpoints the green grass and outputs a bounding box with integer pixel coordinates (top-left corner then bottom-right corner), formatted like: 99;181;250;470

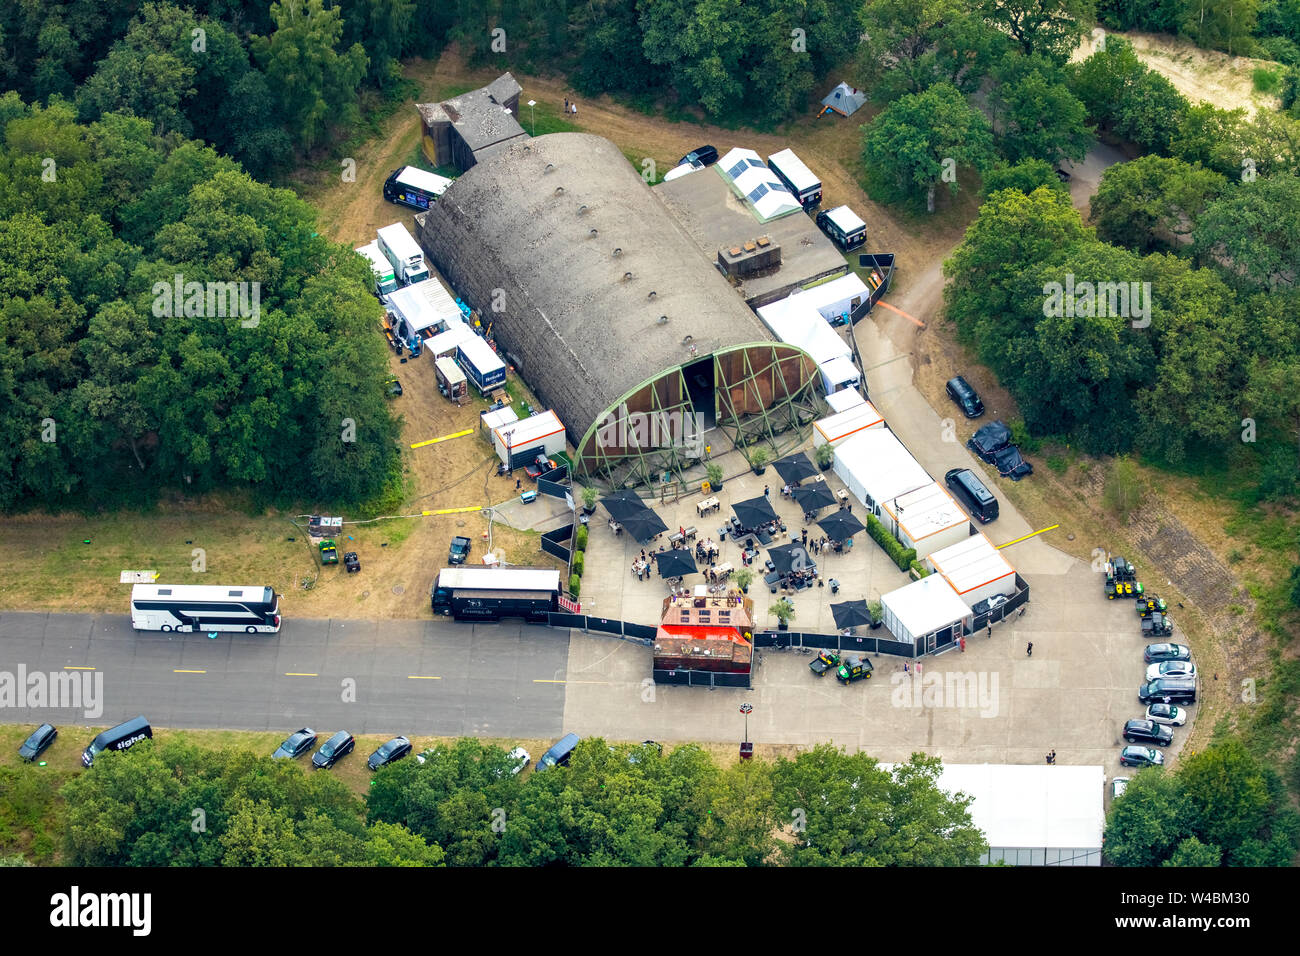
1253;66;1282;93
521;101;581;137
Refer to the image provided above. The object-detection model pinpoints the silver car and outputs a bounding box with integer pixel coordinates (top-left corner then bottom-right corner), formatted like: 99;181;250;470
1145;660;1197;682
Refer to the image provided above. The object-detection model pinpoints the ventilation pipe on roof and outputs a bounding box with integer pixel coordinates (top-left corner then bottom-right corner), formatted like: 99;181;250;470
682;335;694;345
588;228;598;238
613;247;622;257
578;204;588;215
657;315;669;324
648;291;657;300
555;186;565;195
544;163;554;173
623;272;633;281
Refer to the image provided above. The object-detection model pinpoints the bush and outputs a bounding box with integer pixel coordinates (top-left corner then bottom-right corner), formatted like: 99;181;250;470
1103;456;1144;520
1253;66;1282;94
815;443;835;468
572;550;585;576
866;513;916;571
569;573;581;598
575;524;588;551
734;567;754;591
1008;419;1041;454
581;486;599;510
909;559;930;578
706;463;724;488
867;599;883;623
749;447;769;469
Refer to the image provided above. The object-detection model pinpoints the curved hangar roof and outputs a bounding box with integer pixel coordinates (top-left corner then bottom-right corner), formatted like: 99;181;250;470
415;133;779;440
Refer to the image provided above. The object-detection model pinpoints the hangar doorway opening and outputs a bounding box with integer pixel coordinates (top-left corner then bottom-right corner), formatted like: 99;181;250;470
684;357;716;431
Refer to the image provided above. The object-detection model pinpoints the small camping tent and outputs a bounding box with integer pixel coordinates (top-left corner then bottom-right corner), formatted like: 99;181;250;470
819;82;866;118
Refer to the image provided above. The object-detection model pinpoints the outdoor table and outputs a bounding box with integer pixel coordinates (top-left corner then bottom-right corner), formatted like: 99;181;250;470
717;525;730;541
683;525;697;540
696;497;720;516
669;531;684;545
714;562;734;580
837;489;850;505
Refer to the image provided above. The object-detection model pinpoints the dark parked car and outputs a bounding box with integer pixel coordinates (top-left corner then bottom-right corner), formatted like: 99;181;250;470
967;420;1012;463
312;730;355;769
367;735;412;771
1122;719;1173;747
272;727;317;760
524;454;558;479
343;551;361;573
993;444;1033;480
18;723;57;762
1119;745;1165;768
945;376;984;418
448;536;471;565
678;145;719;167
537;732;580;771
1144;643;1191;664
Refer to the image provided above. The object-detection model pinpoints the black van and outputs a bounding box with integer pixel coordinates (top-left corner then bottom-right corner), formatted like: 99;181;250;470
1138;677;1197;706
946;468;999;523
82;716;152;767
945;376;984;418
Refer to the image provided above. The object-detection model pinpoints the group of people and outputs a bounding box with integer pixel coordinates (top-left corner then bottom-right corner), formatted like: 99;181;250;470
778;567;817;591
704;565;732;584
694;538;719;565
563;97;579;115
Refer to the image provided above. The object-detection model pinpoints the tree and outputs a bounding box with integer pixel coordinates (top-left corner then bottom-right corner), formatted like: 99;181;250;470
1193;173;1300;291
696;759;776;865
1070;37;1190;154
859;0;1003;102
979;0;1094;63
1091;155;1228;253
1163;835;1223;866
251;0;368;153
1177;739;1300;865
981;158;1071;199
1104;767;1188;866
989;54;1092;164
863;83;995;212
1180;0;1260;56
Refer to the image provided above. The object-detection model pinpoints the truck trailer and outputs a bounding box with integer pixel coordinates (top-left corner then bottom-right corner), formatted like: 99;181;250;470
377;222;430;285
354;241;399;296
456;335;507;394
431;567;562;622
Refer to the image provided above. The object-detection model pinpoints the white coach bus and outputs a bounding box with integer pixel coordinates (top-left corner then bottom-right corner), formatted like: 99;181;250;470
130;584;282;633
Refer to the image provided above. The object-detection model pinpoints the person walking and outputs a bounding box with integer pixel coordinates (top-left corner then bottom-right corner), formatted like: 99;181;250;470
564;97;569;113
1045;753;1052;765
515;477;521;491
571;101;578;115
903;661;909;674
1026;641;1033;657
959;636;966;652
916;661;923;678
763;485;770;498
1049;749;1056;765
987;624;992;639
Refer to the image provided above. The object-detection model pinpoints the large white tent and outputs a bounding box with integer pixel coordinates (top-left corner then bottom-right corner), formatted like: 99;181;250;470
832;427;931;514
813;401;884;448
786;273;870;324
717;147;802;221
927;532;1018;608
880;573;971;651
825;388;865;413
932;764;1105;866
756;293;856;392
385;275;462;337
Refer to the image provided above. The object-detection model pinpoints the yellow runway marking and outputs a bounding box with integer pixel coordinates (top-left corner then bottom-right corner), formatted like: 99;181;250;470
284;672;318;677
420;506;482;516
407;675;442;680
173;669;206;674
66;666;95;671
410;428;473;449
997;525;1060;549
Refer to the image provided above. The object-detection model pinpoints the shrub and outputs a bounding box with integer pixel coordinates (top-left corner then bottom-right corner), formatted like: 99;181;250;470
909;559;930;578
706;463;724;488
734;567;754;591
569;573;581;598
866;513;916;571
576;524;589;551
749;447;769;469
1008;419;1041;454
815;443;835;468
581;486;599;510
1253;66;1282;94
572;550;585;576
867;599;883;623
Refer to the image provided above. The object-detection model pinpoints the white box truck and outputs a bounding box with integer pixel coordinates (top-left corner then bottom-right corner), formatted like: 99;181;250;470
355;240;398;297
377;222;430;286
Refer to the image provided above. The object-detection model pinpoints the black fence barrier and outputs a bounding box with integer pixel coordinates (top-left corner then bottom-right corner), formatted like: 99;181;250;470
653;668;751;689
547;612;586;629
587;616;622;636
624;622;657;641
537;476;571;500
753;630;916;658
540;524;572;563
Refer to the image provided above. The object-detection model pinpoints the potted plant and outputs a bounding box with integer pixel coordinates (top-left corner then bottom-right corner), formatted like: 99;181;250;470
868;599;883;630
580;485;599;515
771;596;795;631
706;462;724;492
815;443;835;471
734;567;754;594
749;446;769;475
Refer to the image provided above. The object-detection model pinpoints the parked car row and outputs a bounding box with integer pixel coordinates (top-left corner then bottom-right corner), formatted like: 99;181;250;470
16;716;155;767
1119;638;1196;771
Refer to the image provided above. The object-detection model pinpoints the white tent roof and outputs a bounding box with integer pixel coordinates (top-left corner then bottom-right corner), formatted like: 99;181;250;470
835;427;931;504
787;273;870;321
820;355;859;388
756;297;851;365
385;277;461;336
928;533;1017;596
881;574;971;636
932;764;1105;850
826;388;865;413
881;482;968;545
717;147;802;221
425;321;474;355
821;81;867;116
495;410;564;450
823;205;866;234
481;407;518;431
813;402;884;444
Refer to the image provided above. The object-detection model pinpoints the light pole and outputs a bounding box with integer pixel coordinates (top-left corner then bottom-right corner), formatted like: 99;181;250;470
527;99;536;136
739;702;753;760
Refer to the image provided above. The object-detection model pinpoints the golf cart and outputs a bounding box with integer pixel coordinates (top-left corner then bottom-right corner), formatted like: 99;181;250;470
1137;595;1168;617
1141;613;1174;637
319;539;339;565
809;650;841;677
836;656;873;684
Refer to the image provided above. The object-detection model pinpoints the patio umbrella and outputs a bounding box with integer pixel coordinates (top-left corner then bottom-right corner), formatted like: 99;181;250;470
618;509;669;543
733;495;779;529
654;548;698;579
768;541;816;575
830;600;874;630
793;481;837;512
601;489;651;521
772;452;818;485
818;511;866;543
